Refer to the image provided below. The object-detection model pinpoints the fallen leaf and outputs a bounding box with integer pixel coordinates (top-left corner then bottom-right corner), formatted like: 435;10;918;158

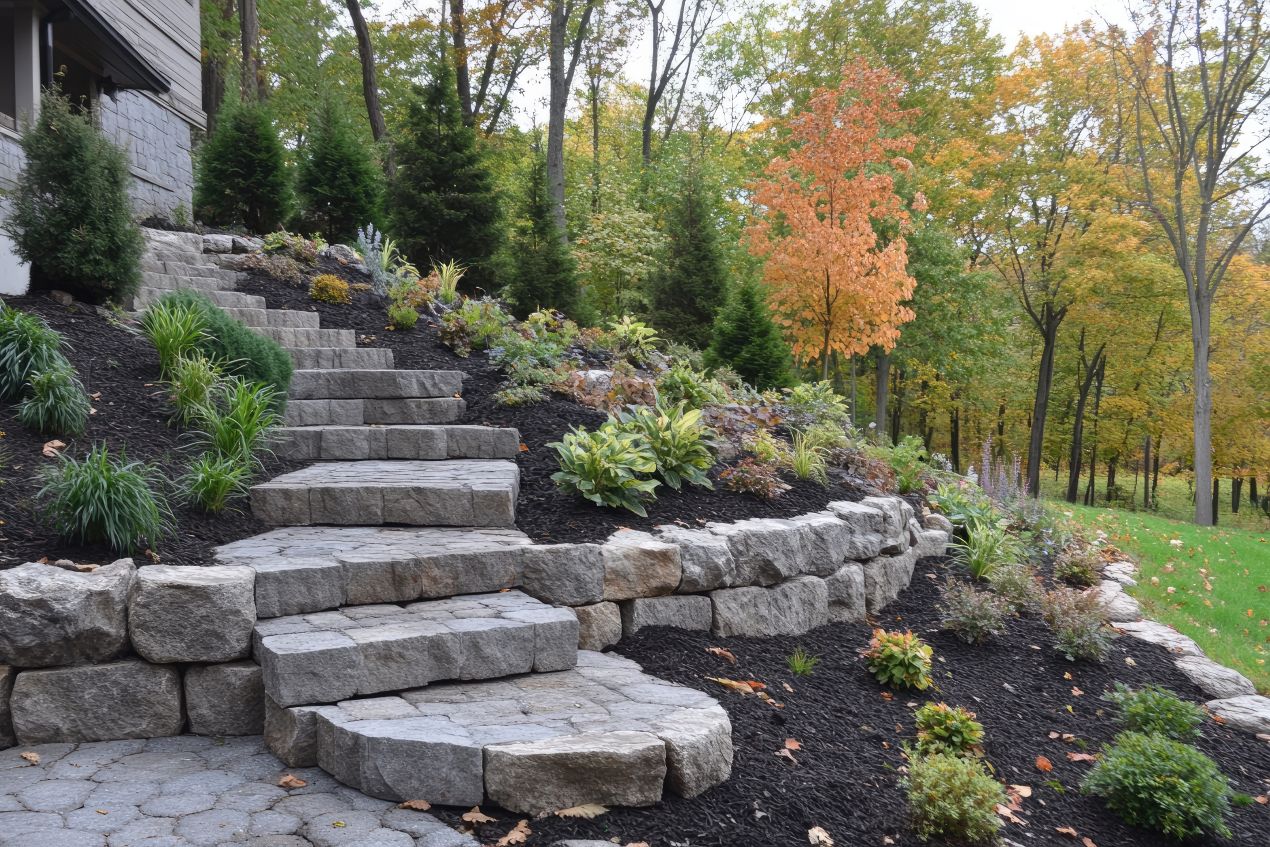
774;748;798;765
41;440;66;458
1063;672;1072;680
807;825;834;845
1066;752;1098;763
783;682;795;693
1035;756;1054;773
95;810;108;815
1056;825;1079;838
496;820;531;846
1081;838;1098;847
1071;687;1084;697
554;804;607;819
625;842;651;847
462;807;496;824
707;677;755;695
785;738;802;750
399;800;431;811
995;803;1027;826
19;751;39;765
1124;657;1137;667
277;774;307;789
1254;795;1267;805
880;691;894;701
706;646;737;664
1009;785;1032;798
882;838;895;845
332;821;346;828
756;691;784;708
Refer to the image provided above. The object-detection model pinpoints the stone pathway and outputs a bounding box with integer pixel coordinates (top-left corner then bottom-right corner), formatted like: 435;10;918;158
0;734;474;847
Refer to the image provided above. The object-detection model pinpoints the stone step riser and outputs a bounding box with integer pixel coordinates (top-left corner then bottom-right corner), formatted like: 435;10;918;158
250;459;518;528
141;272;236;293
253;326;357;349
283;398;465;427
288;369;463;401
141;259;240;281
273;425;520;462
222;308;322;329
285;347;395;370
254;591;578;707
140;229;204;255
134;287;267;310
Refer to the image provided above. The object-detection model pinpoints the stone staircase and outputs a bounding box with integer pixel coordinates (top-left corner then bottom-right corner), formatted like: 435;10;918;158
136;228;731;816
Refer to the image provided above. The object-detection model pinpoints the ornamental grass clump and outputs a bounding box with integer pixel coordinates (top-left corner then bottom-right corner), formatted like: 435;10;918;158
904;751;1005;844
549;423;661;516
190;378;280;465
0;305;68;402
789;431;828;485
17;362;91;436
913;702;985;758
950;519;1019;581
166;355;222;424
140;299;209;376
1081;731;1231;840
179;452;252;513
863;629;933;690
38;444;170;553
1104;683;1205;741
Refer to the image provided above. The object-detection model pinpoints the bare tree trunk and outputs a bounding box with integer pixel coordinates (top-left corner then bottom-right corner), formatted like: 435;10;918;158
1251;476;1259;506
1083;356;1105;506
1211;476;1219;526
1191;305;1215;524
238;0;261;101
449;0;475;125
547;0;596;241
1151;435;1161;506
950;405;961;472
1026;310;1062;496
875;350;889;437
1142;435;1152;509
1066;331;1105;503
346;0;392;174
849;356;857;426
890;367;903;444
1232;477;1243;513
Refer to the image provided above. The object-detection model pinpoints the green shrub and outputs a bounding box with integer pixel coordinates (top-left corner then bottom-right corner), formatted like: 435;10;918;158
140;300;209;376
1;88;142;303
310;274;352;306
913;702;985;758
17;363;91;435
549;423;660;516
387;302;420;330
784;381;850;430
787;647;819;676
191;377;280;464
295;95;382;244
0;305;69;401
605;316;660;364
153;291;292;400
788;431;828;484
166;355;222;423
179;451;252;513
987;563;1043;611
868;435;929;494
929;480;998;529
492;384;547;406
440;298;513;357
1054;542;1102;587
939;579;1008;645
1042;588;1115;662
1082;732;1231;840
744;429;792;464
864;629;933;690
615;402;715;491
1104;683;1205;741
950;519;1019;581
719;457;790;499
195;100;292;232
263;231;320;266
904;752;1005;844
38;444;169;553
655;363;729;409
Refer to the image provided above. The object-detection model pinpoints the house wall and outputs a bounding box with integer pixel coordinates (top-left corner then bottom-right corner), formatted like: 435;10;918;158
99;89;195;217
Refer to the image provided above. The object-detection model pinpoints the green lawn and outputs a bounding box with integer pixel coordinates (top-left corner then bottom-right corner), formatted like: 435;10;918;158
1049;499;1270;694
1039;471;1269;532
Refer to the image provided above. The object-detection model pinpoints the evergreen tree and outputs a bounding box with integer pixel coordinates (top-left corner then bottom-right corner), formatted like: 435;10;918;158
295;96;382;244
389;41;504;293
194;100;292;233
705;279;793;390
648;174;728;347
505;145;583;319
3;88;142;303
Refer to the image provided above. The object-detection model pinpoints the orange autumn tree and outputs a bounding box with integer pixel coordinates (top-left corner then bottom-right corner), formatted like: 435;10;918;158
748;60;918;379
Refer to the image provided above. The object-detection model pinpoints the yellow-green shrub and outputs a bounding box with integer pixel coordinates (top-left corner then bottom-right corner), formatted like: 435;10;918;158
310;274;351;304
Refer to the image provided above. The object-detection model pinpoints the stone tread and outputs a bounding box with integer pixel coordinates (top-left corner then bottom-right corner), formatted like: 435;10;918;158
274;424;521;461
286;650;732;813
214;526;533;617
140;271;237;292
221;307;322;329
254;590;578;707
251;459;519;527
286;346;395;371
288;369;464;400
251;326;358;349
135;286;266;310
282;397;466;428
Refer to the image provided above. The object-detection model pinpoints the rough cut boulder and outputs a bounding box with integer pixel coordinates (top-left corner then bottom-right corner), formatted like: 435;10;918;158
862;548;918;612
601;530;681;600
825;562;866;623
1204;695;1270;735
0;559;134;667
10;660;183;744
1174;656;1256;700
654;525;738;592
128;565;256;663
710;576;828;637
573;602;623;651
621;596;712;636
185;661;266;736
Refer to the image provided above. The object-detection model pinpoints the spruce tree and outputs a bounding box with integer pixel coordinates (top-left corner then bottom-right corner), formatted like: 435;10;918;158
705;279;793;390
296;96;382;244
194;100;292;233
648;174;728;347
3;88;142;303
389;41;504;293
505;145;583;319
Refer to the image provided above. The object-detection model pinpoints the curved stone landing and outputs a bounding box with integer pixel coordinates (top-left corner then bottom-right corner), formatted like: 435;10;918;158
276;651;732;814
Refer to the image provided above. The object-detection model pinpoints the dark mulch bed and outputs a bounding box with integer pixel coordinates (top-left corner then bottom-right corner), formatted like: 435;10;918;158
0;294;295;569
236;263;871;543
437;555;1270;846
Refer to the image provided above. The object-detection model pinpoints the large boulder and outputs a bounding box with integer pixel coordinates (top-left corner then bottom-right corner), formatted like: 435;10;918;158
521;545;604;606
601;531;681;600
10;660;183;744
573;602;623;651
788;512;854;576
0;559;134;667
128;565;256;663
185;662;265;736
1091;580;1142;622
1204;695;1270;735
710;576;828;637
825;562;866;623
861;496;913;554
1174;656;1256;700
654;525;739;592
1114;620;1203;657
707;518;807;586
862;548;918;613
264;698;326;767
620;596;712;636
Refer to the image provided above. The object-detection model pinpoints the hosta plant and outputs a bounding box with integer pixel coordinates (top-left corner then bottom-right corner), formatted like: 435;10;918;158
913;702;985;758
615;402;715;490
863;629;933;690
550;423;660;516
605;316;660;363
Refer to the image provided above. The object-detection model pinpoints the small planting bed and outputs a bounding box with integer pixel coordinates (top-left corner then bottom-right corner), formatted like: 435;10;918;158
440;554;1270;846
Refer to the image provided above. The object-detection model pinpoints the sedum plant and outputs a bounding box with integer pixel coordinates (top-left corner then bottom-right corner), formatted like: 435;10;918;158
615;402;715;490
550;423;661;516
1104;683;1205;741
38;444;170;553
863;629;933;690
310;274;352;304
904;752;1006;844
913;702;985;758
17;362;91;435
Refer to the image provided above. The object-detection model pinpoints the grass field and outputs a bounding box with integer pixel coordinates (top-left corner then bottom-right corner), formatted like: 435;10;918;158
1049;499;1270;694
1039;472;1269;532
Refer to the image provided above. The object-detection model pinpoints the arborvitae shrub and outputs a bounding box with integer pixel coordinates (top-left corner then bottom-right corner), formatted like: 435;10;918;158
195;100;292;233
648;173;728;348
705;279;792;390
296;96;382;244
2;88;142;303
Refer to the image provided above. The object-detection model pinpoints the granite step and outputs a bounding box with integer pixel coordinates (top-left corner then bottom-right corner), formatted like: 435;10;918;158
283;397;465;427
250;459;519;527
254;590;578;707
134;286;266;310
214;525;532;617
288;369;463;401
274;424;521;462
267;651;732;813
141;259;240;281
140;228;204;254
222;307;321;329
285;346;395;371
251;326;357;348
141;271;237;292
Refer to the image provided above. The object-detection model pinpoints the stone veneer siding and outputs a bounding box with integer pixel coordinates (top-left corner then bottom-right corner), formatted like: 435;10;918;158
97;90;195;218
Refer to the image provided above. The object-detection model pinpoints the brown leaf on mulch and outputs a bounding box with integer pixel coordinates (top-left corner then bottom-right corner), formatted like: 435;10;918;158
277;774;307;789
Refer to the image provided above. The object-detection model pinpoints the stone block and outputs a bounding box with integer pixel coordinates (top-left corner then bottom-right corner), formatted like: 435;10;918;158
915;528;950;559
825;562;866;623
1091;580;1142;622
1174;656;1256;700
1204;695;1270;735
710;576;828;637
385;426;448;460
521;545;604;605
653;706;733;798
826;500;886;535
1115;620;1201;656
861;496;911;554
485;731;668;814
707;518;806;586
252;558;346;618
601;530;681;600
0;665;13;748
862;548;918;613
620;596;712;636
0;559;134;667
264;698;325;767
258;630;361;707
10;660;183;744
416;546;525;599
653;525;738;592
574;603;623;651
185;662;265;736
922;511;954;534
788;512;854;576
129;565;256;663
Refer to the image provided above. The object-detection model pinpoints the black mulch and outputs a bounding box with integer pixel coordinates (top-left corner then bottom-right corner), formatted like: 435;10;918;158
236;263;871;544
439;556;1270;846
0;295;296;569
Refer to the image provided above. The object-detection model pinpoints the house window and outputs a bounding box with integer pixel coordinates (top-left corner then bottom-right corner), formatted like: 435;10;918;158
0;12;17;130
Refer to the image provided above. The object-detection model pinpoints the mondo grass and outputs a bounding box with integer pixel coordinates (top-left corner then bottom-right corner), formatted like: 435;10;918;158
190;377;280;464
0;304;69;402
180;451;252;513
38;444;170;553
167;354;222;423
16;362;91;435
140;299;209;376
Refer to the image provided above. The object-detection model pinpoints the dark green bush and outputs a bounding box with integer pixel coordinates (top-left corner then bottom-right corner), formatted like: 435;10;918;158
17;363;91;435
1;88;142;303
904;752;1005;843
38;444;170;553
1104;683;1206;741
195;100;292;233
1082;732;1231;839
152;291;292;401
0;305;68;402
296;96;382;244
705;278;792;390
